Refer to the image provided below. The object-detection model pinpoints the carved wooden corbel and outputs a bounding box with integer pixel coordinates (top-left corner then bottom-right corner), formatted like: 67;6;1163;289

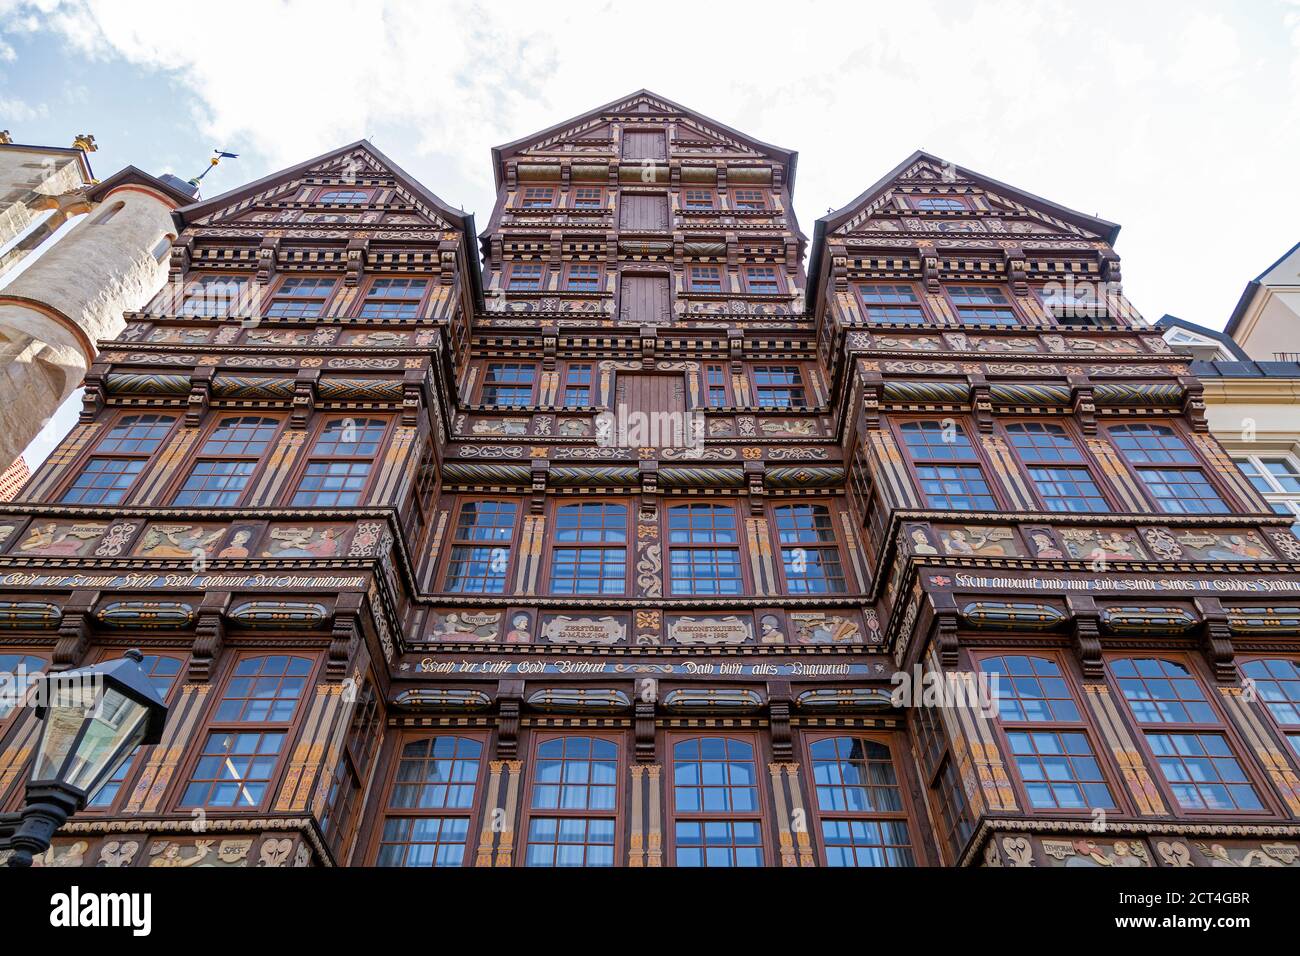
437;239;458;286
255;236;279;284
327;610;360;682
530;458;549;514
969;374;993;432
495;680;523;759
745;460;766;515
1069;376;1097;435
860;371;884;430
52;610;93;671
1180;377;1208;432
1072;613;1104;679
79;367;107;423
1196;599;1236;682
922;251;941;294
186;612;226;684
1003;246;1028;297
768;681;793;763
344;238;368;287
639;458;659;516
290;368;318;429
541;326;559;372
401;370;424;427
185;366;215;427
168;235;193;281
635;688;657;764
934;611;960;668
640;327;657;366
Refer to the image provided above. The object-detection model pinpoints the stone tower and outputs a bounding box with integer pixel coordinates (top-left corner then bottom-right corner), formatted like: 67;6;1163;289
0;146;195;469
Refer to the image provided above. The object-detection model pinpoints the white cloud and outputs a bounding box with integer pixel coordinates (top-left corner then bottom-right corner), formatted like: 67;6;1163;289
2;0;1296;331
0;94;45;120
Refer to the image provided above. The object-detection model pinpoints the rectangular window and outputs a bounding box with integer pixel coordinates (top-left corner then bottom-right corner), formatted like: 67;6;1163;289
668;504;743;595
179;275;249;317
289;418;386;508
731;189;766;210
0;653;46;728
705;364;730;407
914;704;974;863
376;736;484;867
671;736;764;867
689;265;723;293
520;186;556;208
173;416;279;507
751;366;807;408
524;735;620;867
744;266;781;295
858;284;927;325
775;504;847;594
444;501;518;593
356;278;429;319
60;414;176;505
899;420;997;510
572;187;604;209
1026;466;1110;513
507;264;544;291
807;736;916;867
1110;657;1264;813
266;276;335;318
316;189;370;204
565;264;602;292
1109;424;1227;514
946;285;1019;326
549;502;628;595
912;196;966;211
682;189;716;210
480;363;536;406
563;364;593;406
180;654;313;809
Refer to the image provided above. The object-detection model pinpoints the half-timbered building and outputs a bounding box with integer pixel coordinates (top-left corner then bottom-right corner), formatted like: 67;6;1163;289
1;91;1298;869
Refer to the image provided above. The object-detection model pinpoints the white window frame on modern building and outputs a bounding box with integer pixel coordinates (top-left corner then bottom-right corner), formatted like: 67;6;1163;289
1234;452;1300;532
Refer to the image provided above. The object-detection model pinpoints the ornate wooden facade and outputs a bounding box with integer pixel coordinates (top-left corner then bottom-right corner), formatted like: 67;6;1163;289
1;91;1299;869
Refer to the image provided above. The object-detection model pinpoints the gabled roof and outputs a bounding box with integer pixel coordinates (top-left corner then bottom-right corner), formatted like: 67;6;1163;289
806;149;1121;316
1224;240;1300;338
172;139;474;236
0;141;94;183
490;88;799;192
87;165;198;207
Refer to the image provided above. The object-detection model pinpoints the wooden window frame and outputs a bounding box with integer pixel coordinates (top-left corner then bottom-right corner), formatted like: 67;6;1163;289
518;186;557;209
561;362;594;407
800;731;926;867
1105;422;1234;516
1105;652;1277;818
911;196;968;211
892;416;1004;512
175;272;253;318
729;188;767;211
974;650;1126;816
0;650;48;739
518;730;626;868
543;499;632;597
911;703;974;864
769;500;852;595
666;731;770;868
314;187;372;205
742;265;782;295
749;364;808;409
477;362;538;407
704;363;732;408
505;263;546;291
366;730;490;867
562;262;603;292
943;284;1021;327
688;264;724;293
169;414;284;508
665;500;750;597
854;282;929;326
264;274;337;319
287;415;391;508
353;276;433;321
681;188;718;211
1239;656;1300;766
439;497;522;595
83;651;188;813
172;652;319;813
570;186;605;210
57;411;179;506
1001;419;1116;514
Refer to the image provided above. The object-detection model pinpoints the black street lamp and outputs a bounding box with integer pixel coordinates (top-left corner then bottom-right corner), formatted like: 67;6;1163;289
0;650;169;867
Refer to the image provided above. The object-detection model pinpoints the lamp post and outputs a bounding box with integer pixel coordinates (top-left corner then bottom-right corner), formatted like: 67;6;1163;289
0;649;169;867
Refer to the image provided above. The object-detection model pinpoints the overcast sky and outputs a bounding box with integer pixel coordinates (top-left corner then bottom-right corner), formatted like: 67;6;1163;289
3;0;1299;463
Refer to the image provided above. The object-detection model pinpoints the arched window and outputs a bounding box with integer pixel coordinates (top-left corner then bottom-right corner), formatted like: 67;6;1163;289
376;736;483;867
671;735;764;867
980;655;1115;812
809;736;915;867
1240;658;1300;760
317;189;369;204
912;197;965;211
60;413;177;505
1109;424;1228;515
290;418;387;507
0;653;45;724
1109;657;1262;812
92;201;125;225
774;503;846;593
524;736;620;867
87;654;185;810
173;415;280;507
1005;422;1109;513
180;654;313;809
